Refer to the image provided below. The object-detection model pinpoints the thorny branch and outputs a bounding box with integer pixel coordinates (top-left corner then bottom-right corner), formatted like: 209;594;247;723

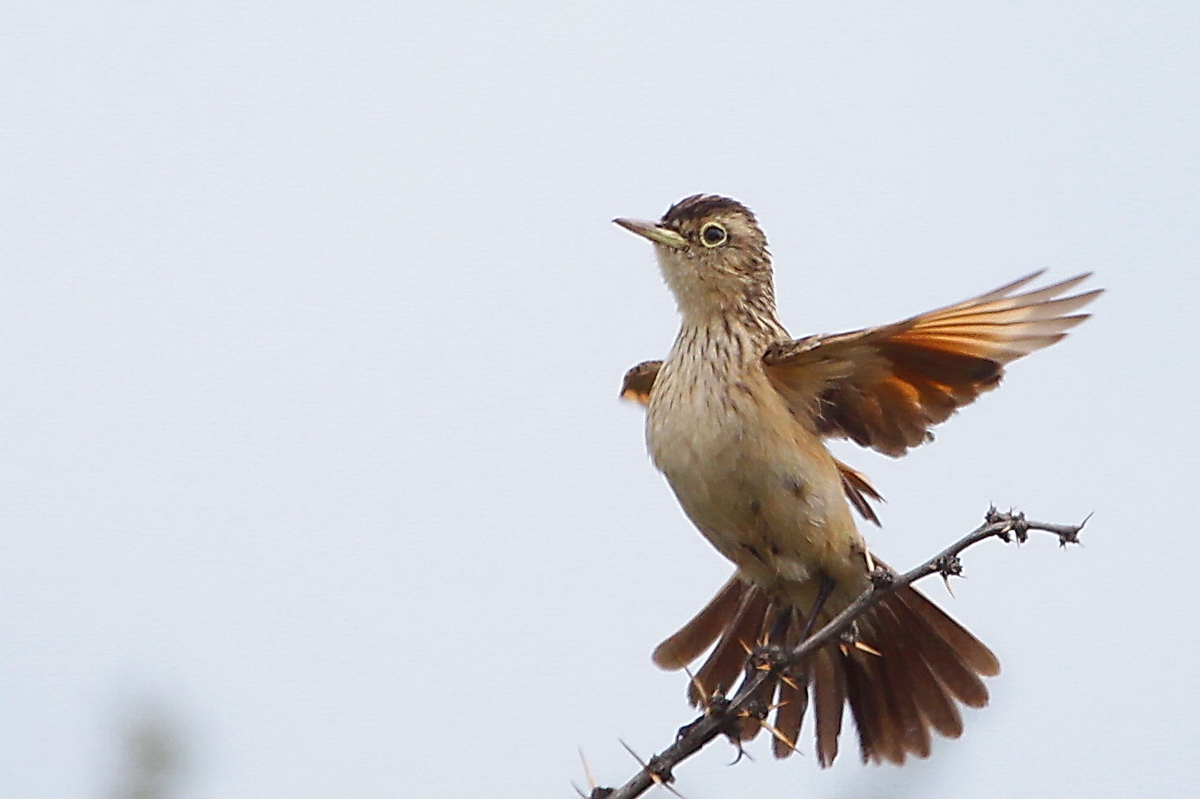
584;507;1088;799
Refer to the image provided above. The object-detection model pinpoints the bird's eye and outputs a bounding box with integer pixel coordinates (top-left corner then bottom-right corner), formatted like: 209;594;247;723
699;222;728;247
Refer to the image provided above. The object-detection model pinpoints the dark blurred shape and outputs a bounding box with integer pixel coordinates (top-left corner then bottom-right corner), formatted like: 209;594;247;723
107;702;187;799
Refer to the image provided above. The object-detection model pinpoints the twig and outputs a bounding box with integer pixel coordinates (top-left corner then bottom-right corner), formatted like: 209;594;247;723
588;507;1087;799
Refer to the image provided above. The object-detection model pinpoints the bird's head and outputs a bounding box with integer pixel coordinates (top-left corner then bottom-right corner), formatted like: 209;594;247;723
615;194;775;322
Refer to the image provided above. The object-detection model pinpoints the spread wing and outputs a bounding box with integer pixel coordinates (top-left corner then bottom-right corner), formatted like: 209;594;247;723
620;359;885;525
762;271;1102;457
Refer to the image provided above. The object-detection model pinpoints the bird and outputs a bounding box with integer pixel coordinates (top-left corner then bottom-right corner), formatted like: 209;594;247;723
613;194;1101;766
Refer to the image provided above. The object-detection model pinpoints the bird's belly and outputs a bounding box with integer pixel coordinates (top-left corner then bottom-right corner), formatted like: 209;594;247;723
647;379;864;589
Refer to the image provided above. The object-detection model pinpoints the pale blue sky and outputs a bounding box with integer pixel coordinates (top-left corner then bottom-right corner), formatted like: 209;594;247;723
2;2;1197;797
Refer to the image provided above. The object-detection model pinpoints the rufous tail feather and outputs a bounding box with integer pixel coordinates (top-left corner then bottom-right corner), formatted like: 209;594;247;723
652;568;998;765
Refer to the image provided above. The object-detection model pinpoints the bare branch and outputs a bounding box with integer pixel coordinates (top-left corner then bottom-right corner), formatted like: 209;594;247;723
588;507;1087;799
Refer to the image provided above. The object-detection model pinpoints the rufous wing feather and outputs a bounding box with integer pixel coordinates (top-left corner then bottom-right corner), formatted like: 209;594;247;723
620;360;662;404
763;272;1102;457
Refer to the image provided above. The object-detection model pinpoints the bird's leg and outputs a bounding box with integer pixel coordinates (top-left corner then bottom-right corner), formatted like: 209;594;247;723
798;574;836;642
767;606;793;646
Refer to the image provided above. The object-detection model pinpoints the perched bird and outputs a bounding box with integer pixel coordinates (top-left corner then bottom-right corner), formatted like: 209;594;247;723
615;195;1100;766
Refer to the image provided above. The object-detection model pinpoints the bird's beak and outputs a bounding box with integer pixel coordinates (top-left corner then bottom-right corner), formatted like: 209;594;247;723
614;218;688;249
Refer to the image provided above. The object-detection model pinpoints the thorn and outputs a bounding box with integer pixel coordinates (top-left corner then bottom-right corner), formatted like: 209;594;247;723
661;780;686;798
579;748;597;790
571;781;588;799
760;720;800;755
618;740;681;796
853;640;882;657
941;571;956;598
779;673;799;691
683;666;710;709
864;549;877;572
1060;512;1092;547
727;738;755;766
618;740;657;782
617;740;643;765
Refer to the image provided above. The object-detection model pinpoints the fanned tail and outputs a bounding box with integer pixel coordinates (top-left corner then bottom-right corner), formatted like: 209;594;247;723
653;571;999;766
